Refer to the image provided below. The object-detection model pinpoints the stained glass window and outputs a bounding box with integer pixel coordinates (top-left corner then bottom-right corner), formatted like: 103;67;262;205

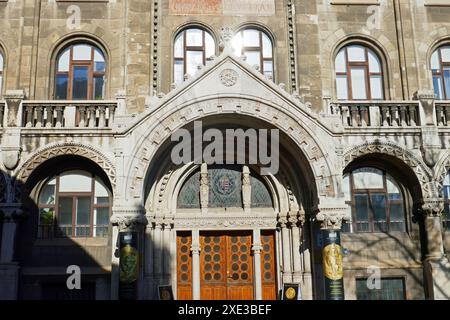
176;165;273;209
209;166;242;208
177;171;201;209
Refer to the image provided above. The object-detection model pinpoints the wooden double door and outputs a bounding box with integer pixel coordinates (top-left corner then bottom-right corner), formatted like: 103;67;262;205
176;231;277;300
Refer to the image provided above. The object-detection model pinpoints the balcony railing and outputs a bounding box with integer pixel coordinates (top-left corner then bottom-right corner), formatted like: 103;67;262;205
0;101;4;128
330;101;421;128
22;101;117;128
436;101;450;127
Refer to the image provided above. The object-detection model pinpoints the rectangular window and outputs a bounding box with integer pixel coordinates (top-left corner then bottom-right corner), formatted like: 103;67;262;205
370;75;383;100
336;75;348;100
186;50;203;76
57;197;73;237
72;66;89;100
186;29;203;47
93;75;104;100
371;193;387;232
55;74;68;100
76;197;91;237
174;60;184;84
94;207;109;237
356;278;406;300
355;194;370;232
350;68;368;99
244;51;261;69
443;68;450;99
263;61;273;78
434;76;444;99
243;29;260;47
389;202;406;232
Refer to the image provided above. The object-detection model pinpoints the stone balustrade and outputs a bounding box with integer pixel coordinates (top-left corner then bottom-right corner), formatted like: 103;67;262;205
436;101;450;127
330;101;421;128
21;101;117;128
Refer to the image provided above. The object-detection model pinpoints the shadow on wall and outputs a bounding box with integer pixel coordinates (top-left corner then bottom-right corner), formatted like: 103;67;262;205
0;156;117;300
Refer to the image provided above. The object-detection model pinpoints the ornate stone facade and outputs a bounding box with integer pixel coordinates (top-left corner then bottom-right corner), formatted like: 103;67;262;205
0;0;449;301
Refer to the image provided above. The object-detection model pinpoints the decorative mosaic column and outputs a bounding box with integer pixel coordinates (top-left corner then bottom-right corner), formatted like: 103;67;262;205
111;213;148;300
316;207;348;300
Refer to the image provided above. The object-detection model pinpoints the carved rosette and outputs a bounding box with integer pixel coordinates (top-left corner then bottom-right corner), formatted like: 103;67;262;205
111;213;148;232
421;198;445;217
219;69;238;87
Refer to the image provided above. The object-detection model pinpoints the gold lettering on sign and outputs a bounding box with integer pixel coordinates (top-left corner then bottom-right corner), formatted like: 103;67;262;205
169;0;275;16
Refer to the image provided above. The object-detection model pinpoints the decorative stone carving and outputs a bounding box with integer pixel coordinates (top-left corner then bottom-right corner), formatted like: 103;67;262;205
174;215;277;229
111;213;148;231
4;90;25;127
2;147;22;171
315;206;349;230
219;26;234;53
242;166;251;213
219;69;238;87
343;141;433;199
16;142;116;187
421;198;445;217
200;163;209;214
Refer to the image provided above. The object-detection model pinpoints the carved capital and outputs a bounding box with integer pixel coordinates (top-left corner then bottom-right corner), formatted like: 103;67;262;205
0;204;24;222
421;198;445;217
191;243;201;255
111;212;148;231
219;26;234;53
315;205;349;230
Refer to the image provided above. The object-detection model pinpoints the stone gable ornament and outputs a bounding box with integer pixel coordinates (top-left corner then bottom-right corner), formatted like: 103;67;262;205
219;69;238;87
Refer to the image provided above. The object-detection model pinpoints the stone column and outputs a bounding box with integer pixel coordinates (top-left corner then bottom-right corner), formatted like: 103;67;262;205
278;215;292;283
200;164;208;215
316;207;348;300
191;230;201;300
252;229;263;300
421;199;450;300
110;212;148;300
242;166;251;214
0;205;22;300
289;212;303;284
144;218;154;299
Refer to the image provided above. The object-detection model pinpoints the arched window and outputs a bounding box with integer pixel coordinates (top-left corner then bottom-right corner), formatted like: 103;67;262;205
174;28;215;84
55;43;106;100
444;171;450;230
0;50;4;96
38;170;111;239
335;45;384;100
177;165;273;209
431;46;450;100
342;167;405;233
232;28;274;79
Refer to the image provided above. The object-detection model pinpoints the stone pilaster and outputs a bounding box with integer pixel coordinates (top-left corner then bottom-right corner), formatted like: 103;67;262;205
0;204;23;300
420;199;450;300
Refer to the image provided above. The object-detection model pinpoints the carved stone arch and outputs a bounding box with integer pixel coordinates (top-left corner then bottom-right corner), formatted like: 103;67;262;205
126;98;335;205
343;141;434;199
434;151;450;195
15;142;116;193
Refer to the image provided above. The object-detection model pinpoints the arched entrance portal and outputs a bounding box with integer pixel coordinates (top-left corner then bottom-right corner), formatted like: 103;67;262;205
142;115;320;300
